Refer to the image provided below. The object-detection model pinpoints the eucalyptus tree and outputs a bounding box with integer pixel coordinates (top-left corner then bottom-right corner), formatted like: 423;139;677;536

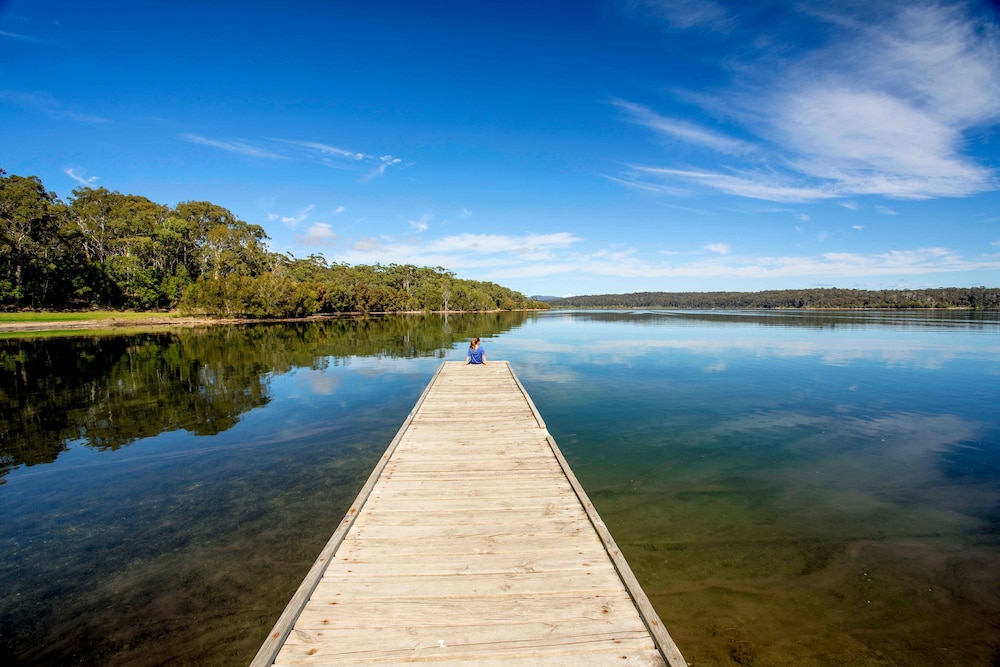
68;187;173;307
0;170;65;308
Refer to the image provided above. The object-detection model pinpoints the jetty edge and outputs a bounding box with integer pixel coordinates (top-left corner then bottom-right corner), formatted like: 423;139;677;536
251;360;685;666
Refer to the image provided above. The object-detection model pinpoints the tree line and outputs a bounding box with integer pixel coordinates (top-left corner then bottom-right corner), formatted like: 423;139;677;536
550;287;1000;310
0;169;548;316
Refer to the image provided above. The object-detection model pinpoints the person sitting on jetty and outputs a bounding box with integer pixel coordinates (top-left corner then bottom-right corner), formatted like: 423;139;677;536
466;337;487;365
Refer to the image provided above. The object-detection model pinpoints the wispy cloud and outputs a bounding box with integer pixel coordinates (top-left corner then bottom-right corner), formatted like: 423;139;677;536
874;205;898;215
65;167;99;187
0;30;47;43
274;139;366;161
361;155;403;182
181;133;286;159
615;2;1000;202
274;204;315;226
0;90;109;123
409;212;433;232
613;99;755;155
621;0;732;31
704;242;730;254
624;165;837;202
272;138;404;180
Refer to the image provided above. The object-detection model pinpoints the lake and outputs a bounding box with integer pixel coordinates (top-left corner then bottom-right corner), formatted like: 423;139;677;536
1;310;998;666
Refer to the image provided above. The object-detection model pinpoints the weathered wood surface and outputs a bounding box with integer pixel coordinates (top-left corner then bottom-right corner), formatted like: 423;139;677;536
252;361;685;666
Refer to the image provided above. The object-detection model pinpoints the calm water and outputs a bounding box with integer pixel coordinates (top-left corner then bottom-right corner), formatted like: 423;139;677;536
1;310;998;666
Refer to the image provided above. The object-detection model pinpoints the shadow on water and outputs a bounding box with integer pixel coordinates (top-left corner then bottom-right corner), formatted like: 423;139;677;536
0;312;530;666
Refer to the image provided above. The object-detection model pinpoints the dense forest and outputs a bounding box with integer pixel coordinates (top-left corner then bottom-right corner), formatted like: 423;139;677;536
0;169;548;316
551;287;1000;310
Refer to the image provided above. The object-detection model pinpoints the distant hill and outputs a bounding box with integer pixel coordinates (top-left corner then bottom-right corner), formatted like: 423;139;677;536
548;287;999;310
529;295;562;303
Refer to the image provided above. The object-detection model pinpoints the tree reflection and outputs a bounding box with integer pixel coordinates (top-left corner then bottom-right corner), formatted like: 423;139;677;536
558;309;1000;330
0;312;531;479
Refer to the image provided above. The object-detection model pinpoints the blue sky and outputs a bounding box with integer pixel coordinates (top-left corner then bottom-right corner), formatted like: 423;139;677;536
3;0;999;297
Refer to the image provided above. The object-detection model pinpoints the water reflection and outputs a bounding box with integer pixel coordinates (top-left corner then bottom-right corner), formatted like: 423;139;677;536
500;310;1000;666
0;312;530;481
1;309;998;666
559;308;1000;330
507;309;1000;378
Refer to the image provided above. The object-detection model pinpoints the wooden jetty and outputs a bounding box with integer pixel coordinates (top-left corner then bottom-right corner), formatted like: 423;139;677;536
251;361;685;666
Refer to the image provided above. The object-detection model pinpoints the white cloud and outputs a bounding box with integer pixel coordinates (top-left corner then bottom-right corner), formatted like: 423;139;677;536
181;133;286;159
852;225;865;231
361;155;403;182
797;213;810;222
605;173;690;197
1;90;109;123
0;30;38;41
332;205;346;215
629;166;837;202
274;139;366;161
326;220;999;289
271;138;404;180
331;231;583;273
64;167;98;187
769;4;1000;198
622;0;731;31
427;232;581;256
875;205;898;215
613;100;755;155
615;2;1000;202
300;223;339;246
277;204;315;226
352;237;382;252
182;135;404;183
507;242;1000;284
409;212;433;232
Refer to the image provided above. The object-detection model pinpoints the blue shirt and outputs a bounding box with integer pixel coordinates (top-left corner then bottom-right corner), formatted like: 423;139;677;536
467;345;485;364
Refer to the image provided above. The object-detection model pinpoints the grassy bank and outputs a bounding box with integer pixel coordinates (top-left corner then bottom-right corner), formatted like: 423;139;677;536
0;311;208;339
0;311;182;324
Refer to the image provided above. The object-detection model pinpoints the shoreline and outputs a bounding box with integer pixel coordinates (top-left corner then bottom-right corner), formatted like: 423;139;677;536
0;309;535;335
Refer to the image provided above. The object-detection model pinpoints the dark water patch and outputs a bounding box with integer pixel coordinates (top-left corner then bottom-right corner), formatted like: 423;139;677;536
941;437;1000;482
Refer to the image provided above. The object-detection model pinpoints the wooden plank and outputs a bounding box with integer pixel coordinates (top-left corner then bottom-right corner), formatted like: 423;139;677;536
248;364;447;667
313;571;626;599
326;552;619;575
253;361;685;667
274;637;662;666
